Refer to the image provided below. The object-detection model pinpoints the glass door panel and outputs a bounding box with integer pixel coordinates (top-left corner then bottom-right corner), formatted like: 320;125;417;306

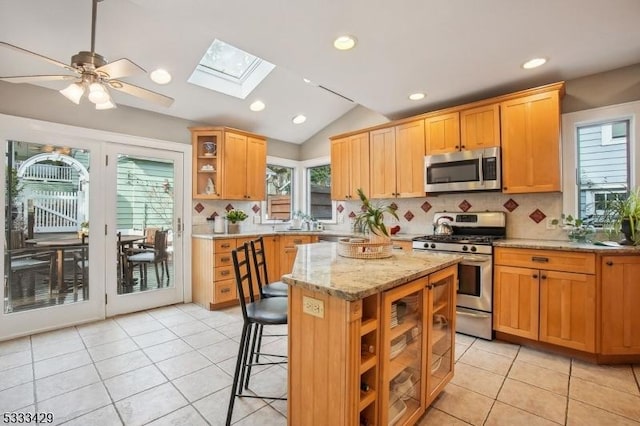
381;280;425;426
105;144;184;317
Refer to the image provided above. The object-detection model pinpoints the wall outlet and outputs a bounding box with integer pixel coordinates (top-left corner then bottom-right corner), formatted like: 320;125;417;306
302;296;324;318
546;218;557;230
253;215;261;224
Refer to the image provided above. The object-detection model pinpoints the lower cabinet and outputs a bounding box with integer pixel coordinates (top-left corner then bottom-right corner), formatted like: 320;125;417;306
493;248;596;352
600;256;640;355
279;235;316;275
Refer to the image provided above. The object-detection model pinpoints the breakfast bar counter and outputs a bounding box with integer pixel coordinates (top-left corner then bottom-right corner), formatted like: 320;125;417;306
282;242;462;426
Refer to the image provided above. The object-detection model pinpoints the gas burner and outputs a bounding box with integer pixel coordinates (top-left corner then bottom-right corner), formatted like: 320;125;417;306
413;235;502;245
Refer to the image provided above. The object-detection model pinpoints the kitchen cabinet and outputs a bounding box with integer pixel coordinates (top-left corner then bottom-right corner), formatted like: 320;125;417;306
424;112;460;155
460;103;501;150
190;127;266;200
494;248;596;352
500;89;561;193
331;132;370;200
600;256;640;355
279;235;315;275
369;120;425;199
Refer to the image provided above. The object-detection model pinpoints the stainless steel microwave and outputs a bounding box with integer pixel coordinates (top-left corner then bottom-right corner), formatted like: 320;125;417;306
424;146;501;193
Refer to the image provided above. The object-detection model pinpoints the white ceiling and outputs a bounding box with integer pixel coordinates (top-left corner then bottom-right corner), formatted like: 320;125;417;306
1;0;639;144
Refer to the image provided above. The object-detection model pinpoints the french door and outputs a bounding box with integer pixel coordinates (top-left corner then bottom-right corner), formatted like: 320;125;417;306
104;144;185;316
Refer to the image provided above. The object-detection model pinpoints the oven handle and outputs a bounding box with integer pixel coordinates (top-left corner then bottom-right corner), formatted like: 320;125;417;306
460;257;492;265
478;151;484;186
457;309;491;319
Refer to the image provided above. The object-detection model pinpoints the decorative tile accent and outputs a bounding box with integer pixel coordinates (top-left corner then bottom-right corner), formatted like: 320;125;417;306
503;198;519;212
225;204;234;212
208;211;219;219
194;203;204;213
421;201;432;213
252;204;260;213
390;202;398;211
458;200;472;212
348;211;356;218
336;204;344;213
404;211;415;222
529;209;547;224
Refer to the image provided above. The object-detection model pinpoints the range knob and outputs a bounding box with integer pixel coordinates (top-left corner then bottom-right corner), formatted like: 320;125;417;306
430;243;436;249
423;243;430;249
462;245;469;252
470;246;477;252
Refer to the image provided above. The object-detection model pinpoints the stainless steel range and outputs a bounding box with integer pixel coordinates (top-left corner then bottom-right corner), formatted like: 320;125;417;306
413;211;506;340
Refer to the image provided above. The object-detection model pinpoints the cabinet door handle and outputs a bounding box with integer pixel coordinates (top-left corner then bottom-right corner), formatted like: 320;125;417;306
606;260;614;266
461;145;465;149
531;256;549;263
221;287;230;294
532;274;538;279
455;145;459;149
541;275;547;280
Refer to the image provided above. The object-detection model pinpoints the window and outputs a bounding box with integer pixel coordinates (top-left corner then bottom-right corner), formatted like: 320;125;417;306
265;164;293;221
576;120;630;224
307;164;332;220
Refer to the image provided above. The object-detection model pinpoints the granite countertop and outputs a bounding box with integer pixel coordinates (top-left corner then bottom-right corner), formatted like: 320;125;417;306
192;229;423;242
281;242;461;301
494;238;640;254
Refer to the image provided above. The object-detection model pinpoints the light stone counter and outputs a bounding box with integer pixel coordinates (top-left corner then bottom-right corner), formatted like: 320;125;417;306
281;242;461;301
494;238;640;254
191;229;423;242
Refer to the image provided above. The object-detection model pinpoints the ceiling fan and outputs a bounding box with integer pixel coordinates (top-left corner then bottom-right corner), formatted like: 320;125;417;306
0;0;174;109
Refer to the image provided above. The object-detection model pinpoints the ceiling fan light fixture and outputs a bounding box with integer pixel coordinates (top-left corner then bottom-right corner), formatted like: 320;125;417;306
59;82;85;104
95;99;116;110
150;68;172;85
88;82;109;104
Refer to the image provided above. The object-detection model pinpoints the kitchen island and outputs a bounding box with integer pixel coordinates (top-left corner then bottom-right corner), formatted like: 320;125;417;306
282;242;461;426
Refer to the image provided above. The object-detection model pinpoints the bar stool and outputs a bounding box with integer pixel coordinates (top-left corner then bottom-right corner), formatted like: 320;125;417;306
226;242;287;426
250;236;288;298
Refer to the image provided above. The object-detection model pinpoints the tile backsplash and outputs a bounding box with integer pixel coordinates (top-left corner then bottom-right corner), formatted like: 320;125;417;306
192;192;568;240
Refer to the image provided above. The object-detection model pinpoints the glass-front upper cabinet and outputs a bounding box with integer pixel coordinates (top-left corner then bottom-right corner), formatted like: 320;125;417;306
381;278;426;426
426;265;457;405
191;128;222;199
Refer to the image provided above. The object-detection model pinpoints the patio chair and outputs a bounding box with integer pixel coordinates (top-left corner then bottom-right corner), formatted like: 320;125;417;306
126;229;169;288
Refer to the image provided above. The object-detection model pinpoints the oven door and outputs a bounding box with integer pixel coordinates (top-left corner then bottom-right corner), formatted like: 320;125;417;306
457;254;492;312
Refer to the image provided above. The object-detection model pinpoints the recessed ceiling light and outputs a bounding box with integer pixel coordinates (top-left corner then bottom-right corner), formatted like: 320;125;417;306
150;68;172;84
303;78;311;84
409;92;425;101
333;35;357;51
250;100;265;112
292;114;307;124
522;58;547;70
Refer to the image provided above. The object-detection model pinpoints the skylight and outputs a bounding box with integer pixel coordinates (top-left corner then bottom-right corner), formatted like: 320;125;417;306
188;39;275;99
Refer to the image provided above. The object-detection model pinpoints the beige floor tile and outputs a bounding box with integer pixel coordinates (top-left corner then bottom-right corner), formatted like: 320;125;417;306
0;350;31;372
432;383;494;425
172;364;233;402
471;339;519;359
80;327;129;348
245;365;288;398
176;302;204;313
30;326;80;347
508;359;569;395
214;319;245;339
142;338;192;362
567;399;640;426
182;328;228;349
455;333;477;346
450;362;505;398
37;382;112;424
104;364;167;401
485;401;561;426
419;407;472;425
198;338;240;364
497;378;567;424
516;346;570;375
571;359;639;396
233;405;286;426
76;318;123;337
156;350;212;380
36;364;100;401
193;386;267;426
131;328;178;348
0;382;34;412
0;364;33;392
33;348;92;379
167;320;211;337
146;405;208;426
31;337;85;362
94;350;152;380
115;383;188;426
156;311;200;328
117;317;165;337
458;347;513;376
87;338;139;362
269;399;287;417
455;343;470;361
62;404;123;426
147;305;185;319
570;376;640;421
0;336;30;357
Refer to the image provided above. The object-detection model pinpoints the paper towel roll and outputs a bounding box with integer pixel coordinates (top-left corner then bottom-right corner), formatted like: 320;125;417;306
214;216;224;233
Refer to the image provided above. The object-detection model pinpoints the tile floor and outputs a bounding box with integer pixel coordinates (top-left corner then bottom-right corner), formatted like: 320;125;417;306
0;303;639;425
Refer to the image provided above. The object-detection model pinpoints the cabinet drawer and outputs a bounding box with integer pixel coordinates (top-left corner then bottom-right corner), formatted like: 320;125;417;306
214;280;237;303
494;248;595;274
281;235;311;248
215;239;236;253
215;252;234;267
215;265;235;281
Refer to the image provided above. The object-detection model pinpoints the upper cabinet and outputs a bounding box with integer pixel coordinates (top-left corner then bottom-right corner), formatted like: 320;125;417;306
330;132;370;200
424;112;460;155
460;104;501;150
370;120;426;199
500;90;561;193
190;127;266;200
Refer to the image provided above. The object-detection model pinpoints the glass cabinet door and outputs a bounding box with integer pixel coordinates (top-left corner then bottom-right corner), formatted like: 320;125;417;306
381;279;426;426
192;130;222;199
426;266;456;404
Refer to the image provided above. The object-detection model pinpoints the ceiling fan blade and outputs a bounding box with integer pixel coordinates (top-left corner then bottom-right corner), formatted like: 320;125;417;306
108;80;174;107
0;75;77;84
96;58;145;80
0;41;77;73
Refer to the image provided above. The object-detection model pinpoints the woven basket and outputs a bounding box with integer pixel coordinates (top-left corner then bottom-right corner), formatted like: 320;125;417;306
337;237;393;259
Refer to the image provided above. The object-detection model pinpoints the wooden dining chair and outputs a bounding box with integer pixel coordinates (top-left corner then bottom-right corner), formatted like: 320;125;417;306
127;229;169;288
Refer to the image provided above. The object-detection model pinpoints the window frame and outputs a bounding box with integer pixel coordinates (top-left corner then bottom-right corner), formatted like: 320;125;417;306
301;156;336;223
561;101;640;225
261;156;301;224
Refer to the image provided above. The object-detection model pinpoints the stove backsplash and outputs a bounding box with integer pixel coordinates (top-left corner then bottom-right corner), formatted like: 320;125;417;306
328;192;567;240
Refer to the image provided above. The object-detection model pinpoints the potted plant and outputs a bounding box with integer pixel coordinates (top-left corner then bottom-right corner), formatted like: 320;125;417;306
353;188;399;241
225;209;248;234
551;214;595;243
605;188;640;245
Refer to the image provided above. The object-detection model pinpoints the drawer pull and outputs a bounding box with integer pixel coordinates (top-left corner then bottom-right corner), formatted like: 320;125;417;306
221;243;231;248
606;260;614;266
221;288;230;294
293;239;303;244
220;257;231;262
221;270;230;276
531;256;549;263
532;274;538;279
